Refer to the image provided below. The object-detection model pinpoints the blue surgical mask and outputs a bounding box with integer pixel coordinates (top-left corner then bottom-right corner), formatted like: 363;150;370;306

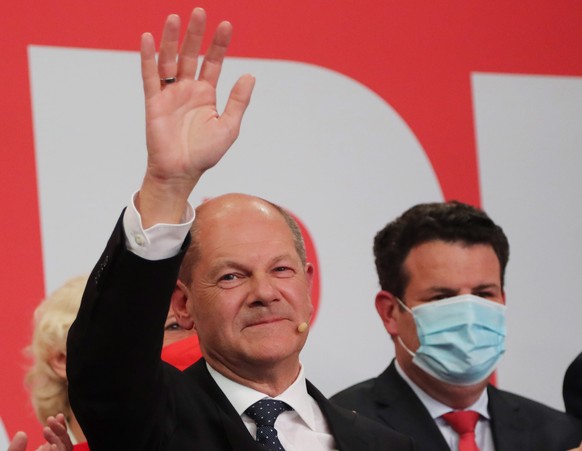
396;294;506;386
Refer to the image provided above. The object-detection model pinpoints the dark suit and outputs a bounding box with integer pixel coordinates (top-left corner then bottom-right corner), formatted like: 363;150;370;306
564;352;582;419
331;361;582;451
67;215;414;450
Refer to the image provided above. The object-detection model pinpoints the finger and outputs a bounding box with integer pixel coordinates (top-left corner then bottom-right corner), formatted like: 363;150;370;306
8;431;28;451
42;426;67;451
157;14;181;79
177;7;206;80
198;20;232;88
43;425;59;442
54;413;67;427
45;417;72;449
46;416;67;436
220;74;255;139
35;444;56;451
141;32;161;100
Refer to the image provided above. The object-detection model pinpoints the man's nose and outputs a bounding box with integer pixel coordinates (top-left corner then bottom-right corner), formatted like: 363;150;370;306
247;273;279;305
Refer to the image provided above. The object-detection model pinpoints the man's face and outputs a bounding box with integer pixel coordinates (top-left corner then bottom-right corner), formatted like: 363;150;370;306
391;240;504;388
186;196;313;376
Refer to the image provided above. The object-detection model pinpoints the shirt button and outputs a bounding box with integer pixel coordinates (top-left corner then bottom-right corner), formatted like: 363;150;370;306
134;234;145;246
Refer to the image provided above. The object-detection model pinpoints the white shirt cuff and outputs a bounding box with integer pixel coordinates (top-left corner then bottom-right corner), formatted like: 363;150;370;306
122;191;195;261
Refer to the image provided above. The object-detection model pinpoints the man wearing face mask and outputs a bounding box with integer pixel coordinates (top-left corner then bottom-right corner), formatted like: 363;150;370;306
331;201;582;450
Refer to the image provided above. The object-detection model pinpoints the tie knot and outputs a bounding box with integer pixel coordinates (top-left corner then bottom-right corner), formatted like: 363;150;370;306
442;410;480;435
245;399;292;427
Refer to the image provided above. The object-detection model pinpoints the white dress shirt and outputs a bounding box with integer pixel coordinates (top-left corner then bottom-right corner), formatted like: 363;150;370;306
122;194;337;450
208;363;336;450
395;361;495;451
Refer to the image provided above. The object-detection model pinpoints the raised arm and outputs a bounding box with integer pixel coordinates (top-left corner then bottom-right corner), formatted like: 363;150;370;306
137;7;255;227
66;9;254;449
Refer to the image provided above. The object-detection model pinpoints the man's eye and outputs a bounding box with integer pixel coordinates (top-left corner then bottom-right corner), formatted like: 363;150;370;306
475;291;494;299
274;266;294;274
430;294;449;302
273;266;294;277
217;273;245;287
165;322;182;331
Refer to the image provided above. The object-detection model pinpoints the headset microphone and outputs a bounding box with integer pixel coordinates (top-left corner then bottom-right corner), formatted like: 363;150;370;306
297;322;309;333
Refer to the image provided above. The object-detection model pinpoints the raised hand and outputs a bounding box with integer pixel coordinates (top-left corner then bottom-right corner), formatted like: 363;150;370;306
138;7;255;227
6;414;73;451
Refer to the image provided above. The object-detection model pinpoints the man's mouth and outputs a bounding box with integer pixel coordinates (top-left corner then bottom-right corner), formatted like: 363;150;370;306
245;317;286;328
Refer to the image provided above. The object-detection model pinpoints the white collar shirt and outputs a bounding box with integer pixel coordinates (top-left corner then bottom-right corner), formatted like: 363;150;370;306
395;361;495;450
208;363;337;451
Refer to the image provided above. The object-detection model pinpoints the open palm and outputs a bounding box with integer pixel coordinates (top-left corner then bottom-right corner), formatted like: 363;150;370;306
138;8;254;226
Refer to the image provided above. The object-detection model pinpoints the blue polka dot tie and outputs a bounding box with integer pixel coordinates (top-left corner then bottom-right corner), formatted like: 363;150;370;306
245;399;292;450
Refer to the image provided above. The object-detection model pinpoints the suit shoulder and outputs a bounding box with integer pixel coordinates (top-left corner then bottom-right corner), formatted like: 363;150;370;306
493;386;566;415
491;386;582;430
331;377;377;403
337;404;415;450
330;377;382;422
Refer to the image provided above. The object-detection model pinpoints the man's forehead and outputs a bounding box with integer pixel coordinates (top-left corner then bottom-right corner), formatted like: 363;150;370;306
203;237;295;255
193;193;300;258
199;215;295;253
406;240;498;260
200;211;290;237
403;240;502;288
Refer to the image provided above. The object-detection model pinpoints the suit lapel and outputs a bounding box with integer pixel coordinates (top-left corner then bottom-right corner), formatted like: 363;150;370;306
373;363;535;451
371;362;450;451
307;380;373;450
487;385;531;451
190;363;367;450
186;360;264;451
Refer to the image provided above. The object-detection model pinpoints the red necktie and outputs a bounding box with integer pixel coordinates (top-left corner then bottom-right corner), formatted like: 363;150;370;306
442;410;480;451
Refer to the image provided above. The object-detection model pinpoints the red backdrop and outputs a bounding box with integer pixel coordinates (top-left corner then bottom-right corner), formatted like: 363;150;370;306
2;0;582;444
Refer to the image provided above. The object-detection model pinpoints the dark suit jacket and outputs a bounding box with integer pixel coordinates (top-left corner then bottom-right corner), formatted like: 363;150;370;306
331;360;582;451
67;214;414;450
564;352;582;419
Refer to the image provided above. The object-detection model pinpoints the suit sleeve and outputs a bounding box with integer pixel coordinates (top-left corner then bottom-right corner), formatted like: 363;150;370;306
564;352;582;419
66;211;190;450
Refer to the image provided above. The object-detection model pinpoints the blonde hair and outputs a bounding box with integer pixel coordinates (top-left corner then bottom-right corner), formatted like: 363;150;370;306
25;275;88;424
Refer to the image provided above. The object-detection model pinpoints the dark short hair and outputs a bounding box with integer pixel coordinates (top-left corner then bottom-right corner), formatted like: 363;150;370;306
373;201;510;298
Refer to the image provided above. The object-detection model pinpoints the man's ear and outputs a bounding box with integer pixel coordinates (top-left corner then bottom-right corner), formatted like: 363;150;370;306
304;263;315;318
375;290;400;337
48;352;67;380
304;263;314;288
171;280;195;331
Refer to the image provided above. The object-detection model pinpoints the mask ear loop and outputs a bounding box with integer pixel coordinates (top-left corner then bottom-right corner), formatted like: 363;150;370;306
395;297;417;358
397;336;416;358
395;296;414;314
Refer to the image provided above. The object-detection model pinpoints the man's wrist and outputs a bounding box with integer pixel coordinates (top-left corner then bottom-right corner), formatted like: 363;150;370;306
137;172;200;228
123;191;194;260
